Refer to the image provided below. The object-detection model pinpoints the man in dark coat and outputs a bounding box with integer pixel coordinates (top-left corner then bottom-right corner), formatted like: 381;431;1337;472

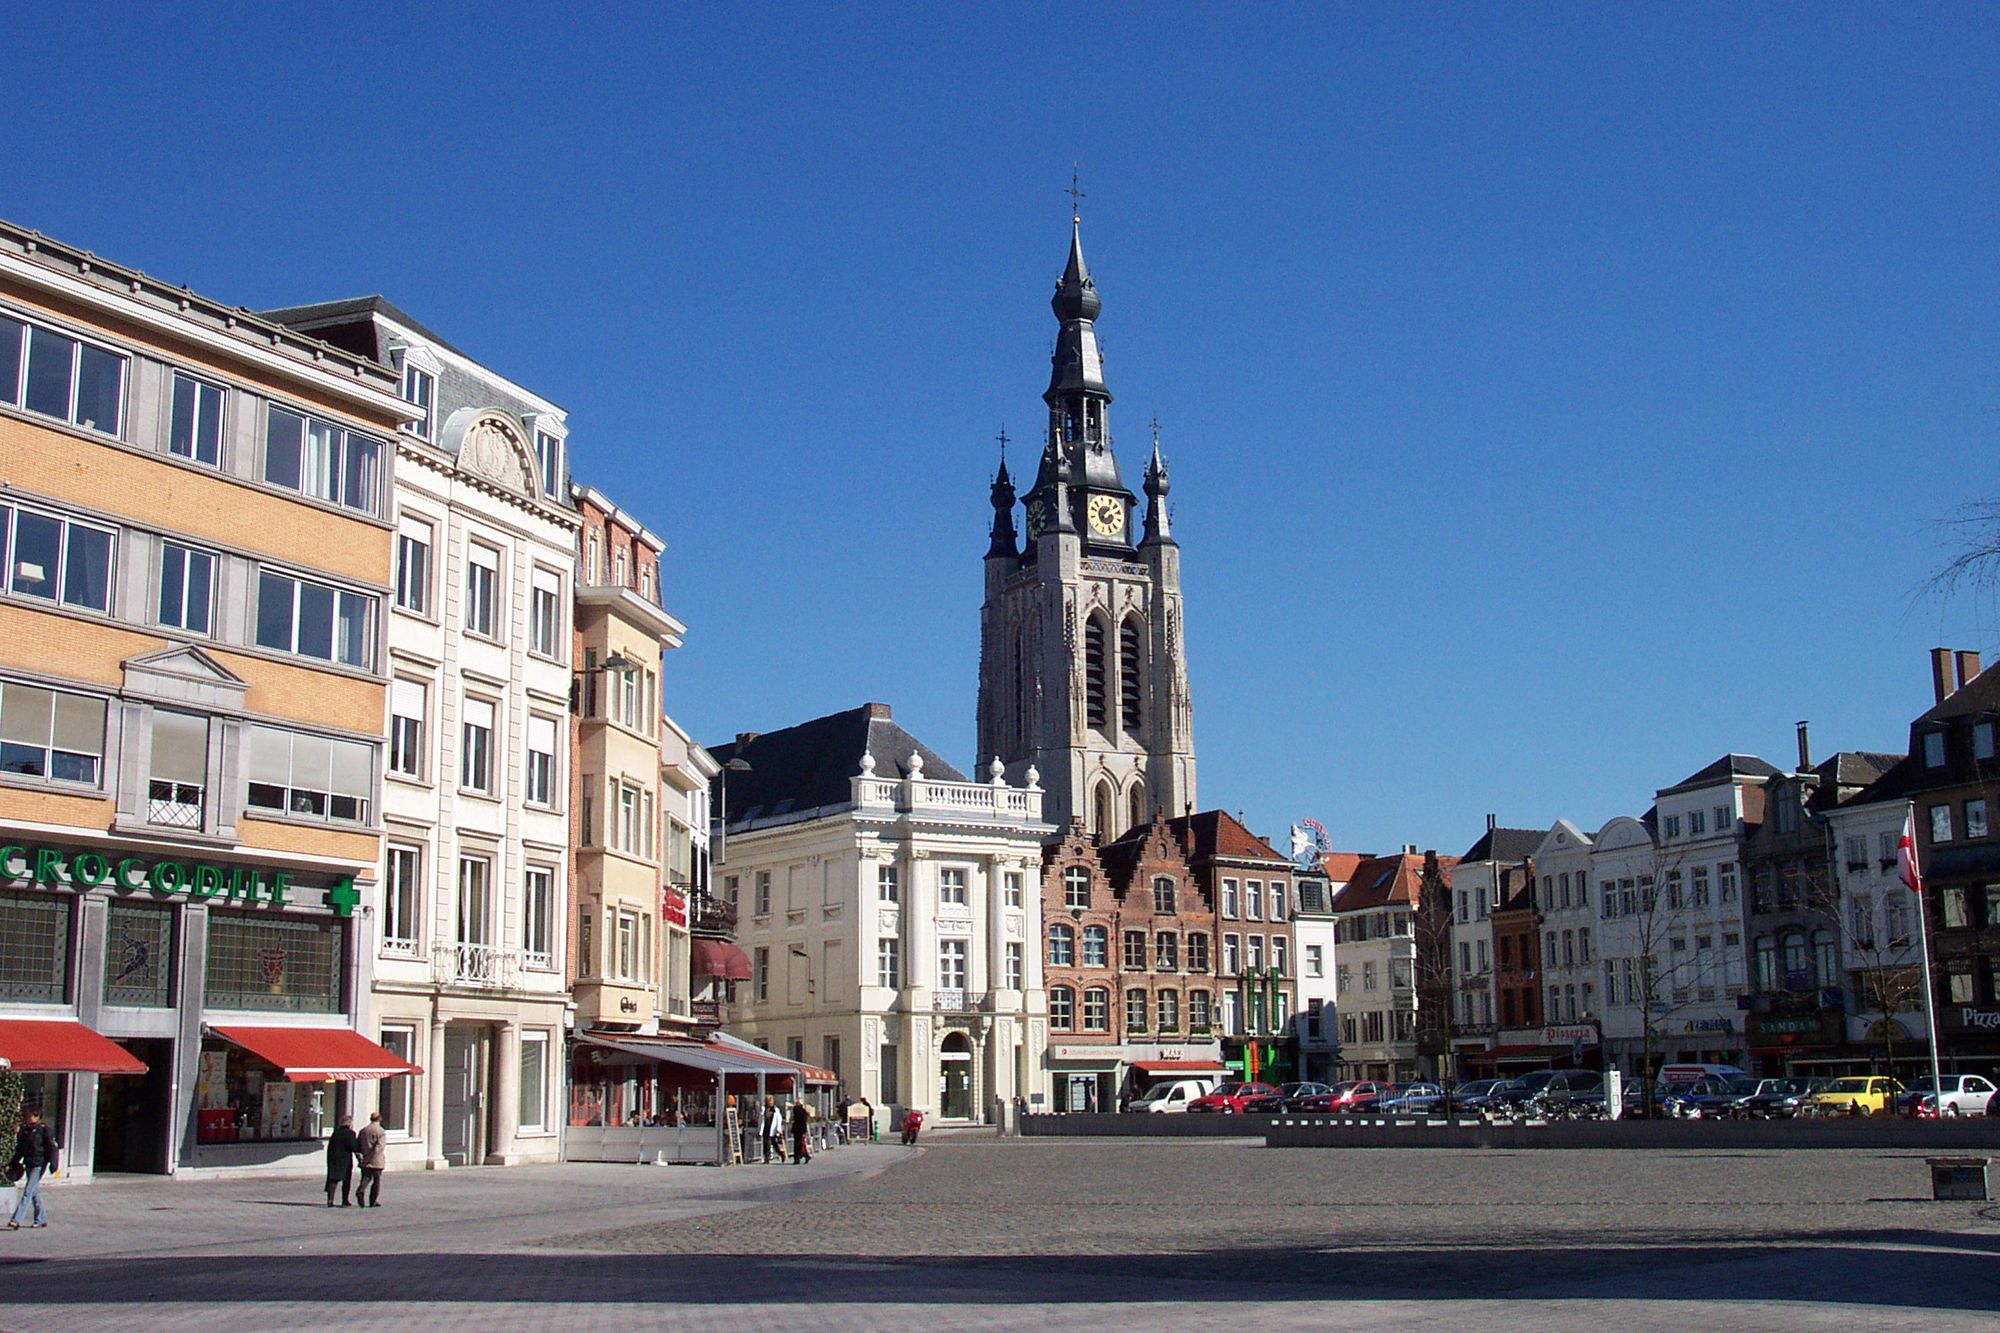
325;1115;358;1207
8;1108;59;1229
790;1099;811;1164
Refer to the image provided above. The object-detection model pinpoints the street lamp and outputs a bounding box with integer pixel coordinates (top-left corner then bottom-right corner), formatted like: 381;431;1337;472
789;945;816;999
714;756;752;864
569;649;640;711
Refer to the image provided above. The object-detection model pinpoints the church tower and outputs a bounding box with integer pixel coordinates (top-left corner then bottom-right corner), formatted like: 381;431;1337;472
977;212;1196;840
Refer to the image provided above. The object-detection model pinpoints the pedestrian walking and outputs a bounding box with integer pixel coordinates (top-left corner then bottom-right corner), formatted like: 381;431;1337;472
324;1115;358;1208
790;1099;811;1163
8;1108;59;1230
355;1111;387;1208
763;1099;786;1163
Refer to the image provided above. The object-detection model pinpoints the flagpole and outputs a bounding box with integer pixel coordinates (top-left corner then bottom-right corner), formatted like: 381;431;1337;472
1905;802;1946;1100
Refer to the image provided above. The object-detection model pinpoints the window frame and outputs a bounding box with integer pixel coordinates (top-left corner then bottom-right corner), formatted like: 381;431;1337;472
1;502;117;614
156;540;216;635
255;568;375;669
394;516;433;616
382;843;423;956
261;403;382;515
167;370;226;467
0;311;127;436
0;680;107;789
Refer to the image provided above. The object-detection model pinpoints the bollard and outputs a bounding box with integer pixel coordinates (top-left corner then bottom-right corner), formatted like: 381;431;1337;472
1927;1157;1991;1201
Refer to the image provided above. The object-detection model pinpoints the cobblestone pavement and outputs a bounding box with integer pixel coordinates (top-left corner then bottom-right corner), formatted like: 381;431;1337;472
4;1138;1998;1330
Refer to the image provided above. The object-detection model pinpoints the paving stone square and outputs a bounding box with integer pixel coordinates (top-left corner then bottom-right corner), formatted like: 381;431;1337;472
2;1139;1996;1330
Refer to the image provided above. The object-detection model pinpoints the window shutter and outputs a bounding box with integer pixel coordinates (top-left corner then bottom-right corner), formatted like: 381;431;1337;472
150;712;208;783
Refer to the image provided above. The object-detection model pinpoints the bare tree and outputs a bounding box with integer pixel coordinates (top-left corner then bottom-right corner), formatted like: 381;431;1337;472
1923;499;2000;603
1621;843;1732;1113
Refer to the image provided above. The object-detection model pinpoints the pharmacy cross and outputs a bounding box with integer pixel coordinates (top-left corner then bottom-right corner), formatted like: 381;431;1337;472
323;877;360;918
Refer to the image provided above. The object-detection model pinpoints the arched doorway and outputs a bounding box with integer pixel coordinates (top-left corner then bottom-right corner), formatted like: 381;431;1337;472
939;1032;975;1120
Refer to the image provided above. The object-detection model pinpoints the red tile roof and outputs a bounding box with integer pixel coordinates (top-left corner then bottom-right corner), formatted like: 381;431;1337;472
1168;809;1290;865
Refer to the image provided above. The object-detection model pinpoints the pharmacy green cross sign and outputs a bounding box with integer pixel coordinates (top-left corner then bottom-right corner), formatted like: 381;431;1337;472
0;843;359;918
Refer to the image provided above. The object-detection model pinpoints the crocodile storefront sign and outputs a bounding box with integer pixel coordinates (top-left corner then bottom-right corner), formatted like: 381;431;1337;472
0;842;357;917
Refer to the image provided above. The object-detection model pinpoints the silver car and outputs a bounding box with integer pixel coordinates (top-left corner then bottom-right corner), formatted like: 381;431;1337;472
1900;1074;1997;1117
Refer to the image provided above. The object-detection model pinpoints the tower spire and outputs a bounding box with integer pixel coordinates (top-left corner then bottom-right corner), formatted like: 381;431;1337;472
987;427;1018;559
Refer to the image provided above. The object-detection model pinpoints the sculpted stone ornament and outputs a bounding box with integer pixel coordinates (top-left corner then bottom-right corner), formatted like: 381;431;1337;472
458;416;536;495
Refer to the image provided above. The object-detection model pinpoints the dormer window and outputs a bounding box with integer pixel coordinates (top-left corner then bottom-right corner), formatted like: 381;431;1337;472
1923;730;1947;768
533;431;562;498
1977;721;1995;763
399;362;434;440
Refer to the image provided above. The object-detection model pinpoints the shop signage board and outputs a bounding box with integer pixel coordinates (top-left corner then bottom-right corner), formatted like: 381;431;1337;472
0;843;357;917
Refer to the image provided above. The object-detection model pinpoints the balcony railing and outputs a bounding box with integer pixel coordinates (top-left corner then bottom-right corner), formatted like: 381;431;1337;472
434;942;519;989
932;989;993;1013
147;782;204;830
691;895;738;938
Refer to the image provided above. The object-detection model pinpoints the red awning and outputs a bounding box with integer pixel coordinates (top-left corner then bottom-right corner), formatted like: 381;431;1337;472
1131;1060;1230;1075
0;1019;146;1074
691;939;753;981
209;1025;423;1083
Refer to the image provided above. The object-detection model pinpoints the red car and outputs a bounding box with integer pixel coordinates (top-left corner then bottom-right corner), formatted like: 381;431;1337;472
1292;1080;1393;1114
1187;1081;1279;1114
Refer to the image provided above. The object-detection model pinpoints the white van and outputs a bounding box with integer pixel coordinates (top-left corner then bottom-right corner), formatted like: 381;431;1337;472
1659;1063;1749;1085
1129;1078;1216;1113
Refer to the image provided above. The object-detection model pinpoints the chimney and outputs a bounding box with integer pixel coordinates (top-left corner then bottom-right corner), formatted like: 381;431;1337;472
1403;842;1417;855
735;731;760;749
1486;813;1497;833
863;703;893;720
1795;721;1812;774
1932;648;1955;704
1957;651;1983;690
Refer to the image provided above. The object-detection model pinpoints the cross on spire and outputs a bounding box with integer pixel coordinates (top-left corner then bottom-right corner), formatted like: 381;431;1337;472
995;425;1009;459
1066;163;1085;224
1149;416;1160;447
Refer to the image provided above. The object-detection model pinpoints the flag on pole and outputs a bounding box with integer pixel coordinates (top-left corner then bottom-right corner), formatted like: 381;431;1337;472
1898;807;1923;895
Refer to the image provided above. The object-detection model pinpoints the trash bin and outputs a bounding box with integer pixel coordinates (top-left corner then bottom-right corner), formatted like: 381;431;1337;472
1927;1157;1990;1201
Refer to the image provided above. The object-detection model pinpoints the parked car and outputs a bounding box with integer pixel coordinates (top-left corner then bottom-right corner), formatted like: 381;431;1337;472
1128;1079;1216;1113
1803;1076;1903;1117
1245;1082;1331;1113
1661;1075;1758;1118
1186;1081;1279;1114
1376;1082;1448;1115
1494;1069;1603;1112
1450;1079;1515;1111
1740;1078;1823;1118
1291;1081;1392;1114
1899;1074;1998;1118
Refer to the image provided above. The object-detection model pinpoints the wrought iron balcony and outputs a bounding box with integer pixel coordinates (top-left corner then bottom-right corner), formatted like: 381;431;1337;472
434;942;519;989
931;989;993;1013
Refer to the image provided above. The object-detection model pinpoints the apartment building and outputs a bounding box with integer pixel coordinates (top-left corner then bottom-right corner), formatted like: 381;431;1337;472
266;298;578;1168
0;224;417;1180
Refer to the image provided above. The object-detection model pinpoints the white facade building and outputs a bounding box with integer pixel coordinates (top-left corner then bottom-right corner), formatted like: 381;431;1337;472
715;705;1052;1126
1827;796;1929;1057
1531;821;1599;1042
268;299;579;1168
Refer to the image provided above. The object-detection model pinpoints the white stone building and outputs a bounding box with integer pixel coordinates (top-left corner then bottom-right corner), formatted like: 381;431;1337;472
1530;820;1600;1049
714;704;1052;1125
1447;823;1541;1076
267;299;578;1167
1826;795;1929;1059
1330;853;1426;1082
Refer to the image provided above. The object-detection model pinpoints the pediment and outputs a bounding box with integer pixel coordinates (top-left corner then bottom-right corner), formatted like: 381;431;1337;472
440;408;540;500
123;644;249;709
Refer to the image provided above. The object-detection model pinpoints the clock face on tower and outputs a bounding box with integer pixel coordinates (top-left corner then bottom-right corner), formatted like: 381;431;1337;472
1086;494;1125;538
1026;498;1049;537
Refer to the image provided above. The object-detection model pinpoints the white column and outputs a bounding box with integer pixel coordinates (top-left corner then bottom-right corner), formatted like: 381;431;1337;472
491;1022;521;1164
426;1019;449;1169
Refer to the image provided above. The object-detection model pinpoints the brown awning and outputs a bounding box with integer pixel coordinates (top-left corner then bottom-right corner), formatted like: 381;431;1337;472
0;1019;146;1074
1131;1060;1230;1075
691;938;753;981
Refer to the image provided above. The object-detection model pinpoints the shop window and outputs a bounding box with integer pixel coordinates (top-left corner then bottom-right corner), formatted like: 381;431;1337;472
377;1028;416;1134
519;1031;549;1132
195;1038;327;1143
103;899;173;1007
203;910;343;1013
0;889;69;1002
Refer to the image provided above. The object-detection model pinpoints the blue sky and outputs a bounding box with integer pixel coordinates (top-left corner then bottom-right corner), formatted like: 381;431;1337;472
8;5;1997;854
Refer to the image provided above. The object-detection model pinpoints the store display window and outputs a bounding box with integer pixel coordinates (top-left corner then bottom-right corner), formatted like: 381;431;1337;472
204;911;342;1013
193;1038;329;1144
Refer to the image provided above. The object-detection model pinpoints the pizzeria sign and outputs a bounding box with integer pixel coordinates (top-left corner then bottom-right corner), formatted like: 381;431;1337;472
0;843;357;917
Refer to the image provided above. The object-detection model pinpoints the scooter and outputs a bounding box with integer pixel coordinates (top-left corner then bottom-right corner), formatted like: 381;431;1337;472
901;1109;925;1145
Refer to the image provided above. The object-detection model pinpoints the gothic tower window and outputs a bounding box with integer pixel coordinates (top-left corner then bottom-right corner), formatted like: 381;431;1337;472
1084;615;1108;731
1092;780;1114;840
1129;783;1146;834
1119;617;1144;734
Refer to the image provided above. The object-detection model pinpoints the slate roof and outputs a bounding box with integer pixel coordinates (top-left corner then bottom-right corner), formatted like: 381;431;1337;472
709;703;966;831
1167;810;1290;866
262;295;471;365
1457;826;1543;865
1657;754;1782;796
1918;662;2000;724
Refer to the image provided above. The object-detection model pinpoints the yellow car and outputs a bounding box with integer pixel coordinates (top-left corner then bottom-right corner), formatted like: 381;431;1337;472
1803;1076;1904;1117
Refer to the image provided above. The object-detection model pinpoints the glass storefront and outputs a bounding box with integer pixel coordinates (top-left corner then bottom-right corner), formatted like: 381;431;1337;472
104;899;174;1006
193;1038;329;1144
0;890;69;1002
